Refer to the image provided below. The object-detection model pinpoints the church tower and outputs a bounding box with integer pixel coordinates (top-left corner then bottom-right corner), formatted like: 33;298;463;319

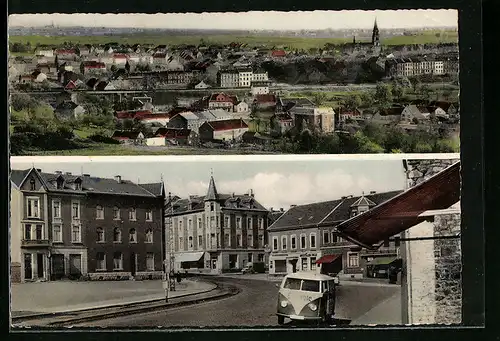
372;18;380;47
205;174;221;250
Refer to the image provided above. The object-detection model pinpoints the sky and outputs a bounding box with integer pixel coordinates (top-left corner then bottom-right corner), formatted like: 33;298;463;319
8;10;458;30
9;155;442;210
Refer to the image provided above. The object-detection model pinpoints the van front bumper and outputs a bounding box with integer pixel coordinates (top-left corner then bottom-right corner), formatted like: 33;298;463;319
277;313;322;321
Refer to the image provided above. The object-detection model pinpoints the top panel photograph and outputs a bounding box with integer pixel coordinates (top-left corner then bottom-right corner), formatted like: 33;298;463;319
8;10;459;156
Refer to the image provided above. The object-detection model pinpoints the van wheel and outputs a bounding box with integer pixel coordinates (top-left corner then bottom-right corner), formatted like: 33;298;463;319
277;316;285;325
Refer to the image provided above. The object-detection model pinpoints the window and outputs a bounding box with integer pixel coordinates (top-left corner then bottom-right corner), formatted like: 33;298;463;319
224;233;230;247
71;225;81;243
96;227;104;242
331;231;338;243
281;236;287;250
113;252;123;270
96;252;106;270
146;253;155;271
129;228;137;243
53;200;61;219
71;202;80;219
188;236;194;248
179;220;183;230
348;253;359;268
247;234;253;247
217;233;220;247
24;224;31;240
210;203;214;211
129;208;137;221
30;178;36;191
310;233;316;248
272;236;278;251
113;207;120;220
179;237;184;250
301;258;308;271
35;224;43;239
237;234;242;247
198;235;203;247
145;229;153;243
198;217;202;229
300;234;307;249
188;219;193;232
236;217;242;229
247;217;252;229
224;215;230;228
75;181;82;191
258;253;264;262
323;231;329;244
96;205;104;219
310;257;317;270
27;198;40;218
258;234;264;248
113;228;122;242
258;218;264;229
53;224;62;242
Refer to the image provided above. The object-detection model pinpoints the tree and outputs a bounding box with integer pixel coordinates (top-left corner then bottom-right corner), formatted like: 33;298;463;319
110;65;118;73
343;94;362;109
412;78;421;93
374;83;393;108
393;85;405;101
359;91;374;107
10;93;39;112
312;92;328;106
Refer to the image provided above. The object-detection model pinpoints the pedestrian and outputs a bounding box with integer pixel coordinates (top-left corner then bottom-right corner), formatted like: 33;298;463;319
176;271;181;283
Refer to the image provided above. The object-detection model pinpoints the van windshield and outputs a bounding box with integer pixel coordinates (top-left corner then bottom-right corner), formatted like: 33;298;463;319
283;278;320;292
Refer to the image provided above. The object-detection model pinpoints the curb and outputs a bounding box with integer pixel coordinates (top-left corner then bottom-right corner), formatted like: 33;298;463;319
11;279;217;323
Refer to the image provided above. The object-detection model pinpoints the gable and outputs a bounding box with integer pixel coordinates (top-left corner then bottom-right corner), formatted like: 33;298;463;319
19;169;47;192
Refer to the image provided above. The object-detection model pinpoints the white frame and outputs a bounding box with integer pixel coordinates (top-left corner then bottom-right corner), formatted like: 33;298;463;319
96;205;104;220
236;216;242;229
71;224;81;243
113;252;123;270
52;199;62;219
113;206;121;220
247;234;253;248
310;232;316;249
179;236;184;251
290;234;297;250
96;252;106;270
145;228;153;243
258;217;264;229
26;196;40;219
300;233;307;249
52;224;62;243
258;234;264;248
71;200;80;220
323;230;330;244
272;236;279;251
146;253;155;271
224;215;230;228
198;235;203;248
347;252;360;268
113;227;122;243
129;207;137;221
96;227;105;243
188;235;194;249
145;209;153;221
281;235;287;250
224;233;231;247
129;228;137;243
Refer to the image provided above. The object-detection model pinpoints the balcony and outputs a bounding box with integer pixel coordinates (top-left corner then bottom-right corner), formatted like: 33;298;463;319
21;239;51;248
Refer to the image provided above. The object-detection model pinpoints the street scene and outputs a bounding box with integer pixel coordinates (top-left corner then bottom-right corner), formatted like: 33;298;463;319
9;156;461;328
8;10;459;156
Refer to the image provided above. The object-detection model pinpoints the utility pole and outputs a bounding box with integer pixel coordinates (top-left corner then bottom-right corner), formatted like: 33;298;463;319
164;192;175;303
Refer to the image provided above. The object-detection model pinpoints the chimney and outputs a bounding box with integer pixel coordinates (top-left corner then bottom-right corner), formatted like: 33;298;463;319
270;207;273;212
232;192;235;198
370;191;376;194
250;189;254;197
115;175;122;183
65;172;72;175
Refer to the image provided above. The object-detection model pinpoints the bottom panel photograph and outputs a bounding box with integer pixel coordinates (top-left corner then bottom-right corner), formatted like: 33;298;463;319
9;155;461;329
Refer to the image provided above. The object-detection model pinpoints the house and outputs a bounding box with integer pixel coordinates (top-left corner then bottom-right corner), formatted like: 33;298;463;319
267;190;402;277
115;109;153;121
238;68;253;88
165;176;269;273
196;109;233;122
35;49;54;57
54;49;78;59
9;168;164;282
371;107;405;124
54;100;86;120
135;113;173;127
80;61;107;75
333;159;461;324
271;113;294;134
252;70;269;82
251;81;271;95
152;53;169;65
111;131;145;144
429;101;458;117
338;108;364;124
31;70;48;83
36;63;58;77
276;97;316;113
234;101;250;113
208;93;237;111
271;50;286;58
217;70;240;88
400;105;432;123
166;58;185;71
194;80;211;89
288;106;336;133
253;94;277;111
199;119;249;142
148;128;194;145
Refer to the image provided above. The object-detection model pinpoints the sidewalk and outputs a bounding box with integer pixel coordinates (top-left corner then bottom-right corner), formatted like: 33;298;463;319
11;279;216;317
350;288;402;325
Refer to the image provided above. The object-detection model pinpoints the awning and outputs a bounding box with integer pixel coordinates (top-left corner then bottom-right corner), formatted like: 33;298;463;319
366;256;397;266
316;254;341;264
175;252;205;263
336;161;460;249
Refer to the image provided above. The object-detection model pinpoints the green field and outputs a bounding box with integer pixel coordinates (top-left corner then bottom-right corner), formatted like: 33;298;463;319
8;30;458;50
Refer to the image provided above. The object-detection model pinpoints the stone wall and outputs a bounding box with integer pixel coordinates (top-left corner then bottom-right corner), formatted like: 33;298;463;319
402;158;462;325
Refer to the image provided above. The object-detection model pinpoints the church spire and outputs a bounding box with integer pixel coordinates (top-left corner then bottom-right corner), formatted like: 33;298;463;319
205;175;219;201
372;18;380;46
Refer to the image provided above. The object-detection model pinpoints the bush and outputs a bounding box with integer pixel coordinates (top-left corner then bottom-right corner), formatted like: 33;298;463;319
88;134;120;144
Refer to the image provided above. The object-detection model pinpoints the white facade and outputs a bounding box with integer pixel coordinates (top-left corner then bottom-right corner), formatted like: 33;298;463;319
213;127;249;141
113;56;128;65
35;50;54;57
252;72;269;82
146;137;167;146
251;85;270;95
34;73;48;83
238;70;253;88
234;101;250;113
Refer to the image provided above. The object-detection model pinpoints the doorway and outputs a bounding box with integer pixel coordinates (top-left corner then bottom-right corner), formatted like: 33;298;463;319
290;259;298;273
36;253;44;279
69;254;82;277
51;254;65;280
24;254;32;280
130;253;136;276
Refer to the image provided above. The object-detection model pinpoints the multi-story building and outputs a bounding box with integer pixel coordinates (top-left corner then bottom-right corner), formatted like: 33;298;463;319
385;54;459;78
218;70;240;88
288;106;336;133
238;68;253;88
10;167;165;283
166;176;269;273
268;191;402;278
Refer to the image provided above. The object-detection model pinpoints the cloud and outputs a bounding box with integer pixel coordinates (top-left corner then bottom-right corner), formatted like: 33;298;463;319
167;170;397;210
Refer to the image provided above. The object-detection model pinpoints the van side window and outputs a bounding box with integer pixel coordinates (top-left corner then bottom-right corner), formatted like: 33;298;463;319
322;281;328;292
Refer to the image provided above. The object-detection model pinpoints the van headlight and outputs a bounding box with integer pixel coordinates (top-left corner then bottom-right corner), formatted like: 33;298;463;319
280;300;288;308
308;303;318;311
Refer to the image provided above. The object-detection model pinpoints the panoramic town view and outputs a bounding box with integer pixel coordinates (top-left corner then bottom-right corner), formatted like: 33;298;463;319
10;156;461;327
8;10;460;156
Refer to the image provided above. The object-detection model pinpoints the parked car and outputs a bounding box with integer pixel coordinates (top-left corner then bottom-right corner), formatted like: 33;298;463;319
241;262;266;274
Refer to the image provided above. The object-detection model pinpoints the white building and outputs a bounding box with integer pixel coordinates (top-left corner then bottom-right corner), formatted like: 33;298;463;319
238;69;253;88
251;81;271;95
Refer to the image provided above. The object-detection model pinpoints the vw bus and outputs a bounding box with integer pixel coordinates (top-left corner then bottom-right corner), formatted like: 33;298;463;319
276;272;336;325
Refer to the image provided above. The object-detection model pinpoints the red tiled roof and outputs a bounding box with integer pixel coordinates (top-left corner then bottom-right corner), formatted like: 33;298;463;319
83;61;106;68
209;93;236;103
205;119;248;132
255;94;276;104
113;54;128;59
155;128;192;139
271;50;286;57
